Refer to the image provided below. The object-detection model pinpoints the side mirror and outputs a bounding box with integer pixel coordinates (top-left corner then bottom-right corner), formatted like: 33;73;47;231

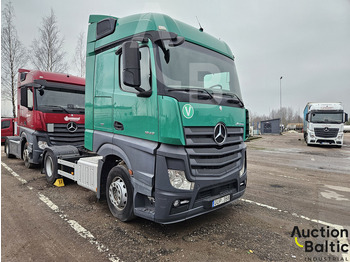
122;41;141;87
305;113;309;121
345;113;348;123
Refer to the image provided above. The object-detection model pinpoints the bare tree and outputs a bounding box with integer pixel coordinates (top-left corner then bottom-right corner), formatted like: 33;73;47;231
31;9;67;72
250;107;302;131
73;32;86;77
1;1;28;118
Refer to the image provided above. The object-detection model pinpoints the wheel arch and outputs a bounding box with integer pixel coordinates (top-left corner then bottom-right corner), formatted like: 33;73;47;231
20;131;28;159
97;143;132;200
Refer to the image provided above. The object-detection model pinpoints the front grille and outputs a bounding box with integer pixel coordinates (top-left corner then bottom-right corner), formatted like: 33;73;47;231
314;128;338;138
184;126;244;176
48;123;85;146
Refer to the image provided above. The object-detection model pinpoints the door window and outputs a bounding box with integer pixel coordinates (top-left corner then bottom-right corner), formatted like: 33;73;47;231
120;46;151;93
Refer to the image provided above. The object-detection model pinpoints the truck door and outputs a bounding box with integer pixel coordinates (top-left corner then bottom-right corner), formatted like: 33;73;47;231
93;49;115;133
113;42;158;142
18;86;34;129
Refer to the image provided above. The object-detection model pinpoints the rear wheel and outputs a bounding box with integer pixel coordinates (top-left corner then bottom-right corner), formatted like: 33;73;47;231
106;166;135;222
44;150;59;184
23;142;34;168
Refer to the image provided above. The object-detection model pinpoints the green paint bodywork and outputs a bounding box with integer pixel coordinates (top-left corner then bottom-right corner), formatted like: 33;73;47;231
158;96;185;145
85;13;246;151
90;13;234;59
158;97;246;146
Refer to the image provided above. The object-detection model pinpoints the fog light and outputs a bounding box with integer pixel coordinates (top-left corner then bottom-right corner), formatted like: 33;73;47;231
173;199;190;207
168;169;194;190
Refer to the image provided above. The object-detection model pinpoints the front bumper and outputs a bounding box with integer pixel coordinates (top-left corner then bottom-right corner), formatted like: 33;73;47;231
307;132;343;145
154;174;246;224
140;143;247;224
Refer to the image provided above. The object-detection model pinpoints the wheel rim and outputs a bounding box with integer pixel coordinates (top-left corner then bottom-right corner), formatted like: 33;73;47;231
23;148;29;163
109;177;128;211
45;156;54;178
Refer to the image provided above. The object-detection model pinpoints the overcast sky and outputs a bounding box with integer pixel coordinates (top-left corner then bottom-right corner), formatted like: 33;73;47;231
2;0;350;116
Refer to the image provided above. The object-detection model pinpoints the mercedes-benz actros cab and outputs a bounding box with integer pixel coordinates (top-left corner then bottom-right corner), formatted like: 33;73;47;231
303;102;348;147
41;13;249;224
4;69;85;167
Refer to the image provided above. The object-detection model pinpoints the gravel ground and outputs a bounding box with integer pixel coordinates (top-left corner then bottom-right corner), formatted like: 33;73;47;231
2;132;349;261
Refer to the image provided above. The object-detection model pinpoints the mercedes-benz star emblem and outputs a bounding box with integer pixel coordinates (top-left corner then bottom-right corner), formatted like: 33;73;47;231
67;122;78;133
214;122;227;146
324;127;329;132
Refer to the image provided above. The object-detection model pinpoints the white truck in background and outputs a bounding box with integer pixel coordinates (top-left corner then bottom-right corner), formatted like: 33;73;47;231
303;102;348;147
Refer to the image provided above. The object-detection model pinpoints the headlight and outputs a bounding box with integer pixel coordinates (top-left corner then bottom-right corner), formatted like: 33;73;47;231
38;140;48;150
168;169;194;190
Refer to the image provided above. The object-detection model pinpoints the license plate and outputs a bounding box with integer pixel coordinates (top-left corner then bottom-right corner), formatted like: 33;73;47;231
212;195;230;207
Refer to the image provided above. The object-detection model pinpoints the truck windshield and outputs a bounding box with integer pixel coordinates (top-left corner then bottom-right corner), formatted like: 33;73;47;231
310;112;343;124
156;41;242;102
36;87;85;114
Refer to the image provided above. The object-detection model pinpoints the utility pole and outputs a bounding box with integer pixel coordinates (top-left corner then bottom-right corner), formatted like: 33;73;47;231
280;76;283;111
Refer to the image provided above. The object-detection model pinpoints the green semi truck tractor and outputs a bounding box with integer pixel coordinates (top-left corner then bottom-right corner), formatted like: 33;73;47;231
43;13;249;224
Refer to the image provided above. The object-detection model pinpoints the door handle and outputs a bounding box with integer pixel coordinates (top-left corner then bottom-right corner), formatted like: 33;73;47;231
114;121;124;131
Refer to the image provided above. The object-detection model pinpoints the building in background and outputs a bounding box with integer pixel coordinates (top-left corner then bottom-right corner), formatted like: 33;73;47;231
260;119;281;134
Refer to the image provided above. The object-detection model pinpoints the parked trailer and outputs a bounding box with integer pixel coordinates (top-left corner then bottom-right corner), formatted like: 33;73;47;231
43;13;249;224
4;69;85;167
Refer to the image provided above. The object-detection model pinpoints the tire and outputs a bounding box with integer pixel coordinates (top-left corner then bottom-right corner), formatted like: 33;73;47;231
4;139;15;158
23;142;34;168
304;134;310;146
106;166;135;222
44;150;59;184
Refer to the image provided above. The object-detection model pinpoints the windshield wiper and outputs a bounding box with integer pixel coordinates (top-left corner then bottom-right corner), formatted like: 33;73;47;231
40;105;71;114
168;88;213;99
212;92;244;107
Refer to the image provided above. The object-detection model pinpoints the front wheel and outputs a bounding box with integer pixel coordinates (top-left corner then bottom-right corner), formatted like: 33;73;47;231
23;142;34;168
304;133;310;146
44;150;59;184
106;166;135;222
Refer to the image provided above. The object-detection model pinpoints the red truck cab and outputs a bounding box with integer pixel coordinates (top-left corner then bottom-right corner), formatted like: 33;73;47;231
1;118;15;143
5;69;85;168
